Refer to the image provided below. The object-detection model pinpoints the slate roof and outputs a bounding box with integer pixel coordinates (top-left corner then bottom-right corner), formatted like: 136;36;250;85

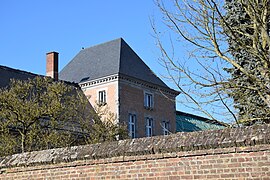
59;38;170;89
0;65;37;88
0;65;79;89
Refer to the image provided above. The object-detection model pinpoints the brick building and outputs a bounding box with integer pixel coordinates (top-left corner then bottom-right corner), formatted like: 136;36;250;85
58;38;179;138
1;38;227;139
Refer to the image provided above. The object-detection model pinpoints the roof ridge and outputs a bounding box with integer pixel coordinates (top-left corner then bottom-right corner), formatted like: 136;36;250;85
118;38;123;73
119;39;170;89
83;38;123;51
0;65;39;77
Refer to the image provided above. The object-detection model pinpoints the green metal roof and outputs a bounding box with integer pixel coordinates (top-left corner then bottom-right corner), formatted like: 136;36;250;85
176;111;226;132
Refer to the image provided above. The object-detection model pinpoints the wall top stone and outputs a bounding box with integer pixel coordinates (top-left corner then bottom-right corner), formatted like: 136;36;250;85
0;124;269;168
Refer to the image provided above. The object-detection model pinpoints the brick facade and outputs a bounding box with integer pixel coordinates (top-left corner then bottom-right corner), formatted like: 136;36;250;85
83;79;119;118
1;124;269;179
119;79;176;137
80;75;178;138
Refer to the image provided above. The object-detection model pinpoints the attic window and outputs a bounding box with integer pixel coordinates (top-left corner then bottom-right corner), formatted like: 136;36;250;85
80;77;90;83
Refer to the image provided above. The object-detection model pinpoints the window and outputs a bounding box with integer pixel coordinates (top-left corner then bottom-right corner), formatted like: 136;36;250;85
98;90;106;105
144;92;153;109
146;117;153;137
162;121;170;135
128;114;136;138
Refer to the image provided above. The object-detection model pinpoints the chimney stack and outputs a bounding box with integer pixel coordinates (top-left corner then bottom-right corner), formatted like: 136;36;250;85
46;52;59;80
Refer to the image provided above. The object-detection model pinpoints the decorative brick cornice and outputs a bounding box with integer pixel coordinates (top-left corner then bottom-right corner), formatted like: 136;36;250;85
79;74;119;88
0;124;269;169
118;74;179;96
79;73;179;96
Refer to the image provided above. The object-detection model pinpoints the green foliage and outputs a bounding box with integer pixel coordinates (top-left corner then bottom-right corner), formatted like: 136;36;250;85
80;105;128;144
0;77;82;155
0;77;128;157
224;0;270;124
0;130;18;156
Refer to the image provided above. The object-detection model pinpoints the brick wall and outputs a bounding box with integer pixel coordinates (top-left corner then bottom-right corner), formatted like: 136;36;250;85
1;124;270;180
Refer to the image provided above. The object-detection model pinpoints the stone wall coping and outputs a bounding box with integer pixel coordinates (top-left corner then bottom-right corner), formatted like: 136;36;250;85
0;124;269;168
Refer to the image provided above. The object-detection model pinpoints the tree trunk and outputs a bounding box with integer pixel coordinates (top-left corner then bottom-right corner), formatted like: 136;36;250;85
21;131;26;153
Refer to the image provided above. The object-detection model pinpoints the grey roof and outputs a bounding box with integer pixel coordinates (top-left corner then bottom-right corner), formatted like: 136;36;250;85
59;38;169;88
0;66;79;89
0;66;37;88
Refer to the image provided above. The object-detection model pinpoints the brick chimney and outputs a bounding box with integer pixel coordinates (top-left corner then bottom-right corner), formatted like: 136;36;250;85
46;52;59;80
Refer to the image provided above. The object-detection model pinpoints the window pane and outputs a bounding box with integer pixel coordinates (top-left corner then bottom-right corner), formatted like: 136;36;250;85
103;91;106;103
98;90;106;104
163;121;169;135
146;117;153;137
98;91;102;102
129;114;136;138
144;93;153;108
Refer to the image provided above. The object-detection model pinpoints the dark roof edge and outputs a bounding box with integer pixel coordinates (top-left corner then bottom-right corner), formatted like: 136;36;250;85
0;65;79;88
118;38;123;74
0;65;39;77
176;110;229;127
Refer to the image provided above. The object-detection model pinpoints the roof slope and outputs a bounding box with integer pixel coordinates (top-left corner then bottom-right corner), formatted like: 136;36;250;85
59;38;169;88
0;65;79;88
0;66;37;88
176;111;228;132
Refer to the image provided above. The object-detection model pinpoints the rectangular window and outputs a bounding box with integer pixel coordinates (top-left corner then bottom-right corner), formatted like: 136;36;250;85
162;121;170;135
98;90;106;105
146;117;153;137
128;114;136;138
144;92;153;109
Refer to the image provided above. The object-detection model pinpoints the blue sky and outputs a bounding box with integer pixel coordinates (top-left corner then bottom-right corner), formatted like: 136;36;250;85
0;1;161;74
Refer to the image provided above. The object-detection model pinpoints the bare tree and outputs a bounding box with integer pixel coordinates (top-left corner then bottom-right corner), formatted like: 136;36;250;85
153;0;270;124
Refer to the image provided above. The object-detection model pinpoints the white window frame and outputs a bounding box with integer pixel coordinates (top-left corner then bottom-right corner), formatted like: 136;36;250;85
144;92;153;109
146;117;153;137
128;113;136;138
98;90;106;105
162;121;170;135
